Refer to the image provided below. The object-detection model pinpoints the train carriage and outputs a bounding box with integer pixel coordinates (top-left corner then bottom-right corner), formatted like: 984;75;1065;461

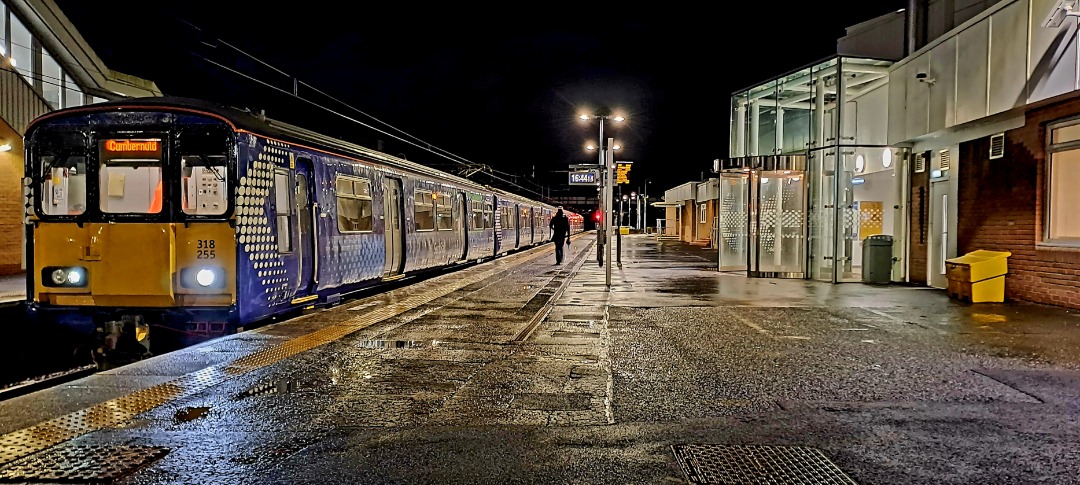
23;96;580;367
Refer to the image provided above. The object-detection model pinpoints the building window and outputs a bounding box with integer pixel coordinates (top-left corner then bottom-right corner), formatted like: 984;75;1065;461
700;203;707;223
9;11;32;84
0;3;7;60
41;50;62;109
335;175;373;233
414;190;434;231
1046;120;1080;244
63;74;83;108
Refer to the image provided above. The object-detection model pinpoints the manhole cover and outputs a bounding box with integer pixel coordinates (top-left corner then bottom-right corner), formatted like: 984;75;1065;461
671;444;857;484
0;445;168;483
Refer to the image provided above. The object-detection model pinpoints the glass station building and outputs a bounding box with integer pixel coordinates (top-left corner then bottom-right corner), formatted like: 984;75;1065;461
721;56;906;283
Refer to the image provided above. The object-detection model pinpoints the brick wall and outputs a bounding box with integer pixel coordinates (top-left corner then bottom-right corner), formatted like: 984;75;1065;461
957;95;1080;308
0;119;24;276
909;159;930;285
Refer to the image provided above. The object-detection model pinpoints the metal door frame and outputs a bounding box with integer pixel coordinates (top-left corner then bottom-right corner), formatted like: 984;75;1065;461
382;177;404;277
294;158;317;296
928;175;953;289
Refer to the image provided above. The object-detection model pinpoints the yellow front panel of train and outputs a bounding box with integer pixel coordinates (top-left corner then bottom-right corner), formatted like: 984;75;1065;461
174;223;236;306
34;223;235;307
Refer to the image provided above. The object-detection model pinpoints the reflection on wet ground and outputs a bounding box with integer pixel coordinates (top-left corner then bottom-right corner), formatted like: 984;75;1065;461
4;235;1080;484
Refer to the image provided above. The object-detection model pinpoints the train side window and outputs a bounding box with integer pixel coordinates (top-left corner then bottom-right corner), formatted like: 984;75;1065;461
503;205;515;229
483;200;493;229
470;199;483;231
335;175;373;233
414;190;435;231
275;169;293;252
436;193;454;230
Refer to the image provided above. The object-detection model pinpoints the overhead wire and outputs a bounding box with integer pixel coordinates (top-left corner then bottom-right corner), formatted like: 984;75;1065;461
153;7;557;201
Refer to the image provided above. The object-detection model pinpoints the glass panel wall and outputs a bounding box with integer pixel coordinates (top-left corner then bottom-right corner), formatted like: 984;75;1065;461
1;4;102;109
808;148;836;281
0;3;7;59
777;67;813;155
750;157;806;277
747;80;778;156
41;49;62;109
840;58;892;146
730;92;751;158
727;56;902;283
63;73;83;108
718;170;749;271
9;11;32;82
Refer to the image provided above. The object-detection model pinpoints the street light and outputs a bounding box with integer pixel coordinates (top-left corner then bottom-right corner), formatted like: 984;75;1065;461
578;111;626;287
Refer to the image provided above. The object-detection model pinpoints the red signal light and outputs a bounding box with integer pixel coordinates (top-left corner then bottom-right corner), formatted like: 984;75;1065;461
593;210;602;222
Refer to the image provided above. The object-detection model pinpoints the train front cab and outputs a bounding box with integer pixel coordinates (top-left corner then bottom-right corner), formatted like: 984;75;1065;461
25;112;238;367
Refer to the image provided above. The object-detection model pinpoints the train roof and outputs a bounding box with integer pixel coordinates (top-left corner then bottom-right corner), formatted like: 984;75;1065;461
28;96;550;203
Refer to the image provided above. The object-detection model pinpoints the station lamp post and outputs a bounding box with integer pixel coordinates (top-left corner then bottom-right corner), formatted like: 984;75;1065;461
579;112;624;287
621;194;629;227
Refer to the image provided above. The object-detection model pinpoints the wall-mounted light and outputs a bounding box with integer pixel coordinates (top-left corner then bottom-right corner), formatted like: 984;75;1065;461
0;143;12;153
854;154;865;173
882;148;893;168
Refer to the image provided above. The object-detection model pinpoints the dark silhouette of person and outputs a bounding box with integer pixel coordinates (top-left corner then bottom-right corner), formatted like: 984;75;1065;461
550;208;571;264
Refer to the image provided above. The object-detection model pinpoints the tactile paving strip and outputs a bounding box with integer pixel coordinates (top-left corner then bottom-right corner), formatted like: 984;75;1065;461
671;444;858;484
0;238;575;468
0;444;168;483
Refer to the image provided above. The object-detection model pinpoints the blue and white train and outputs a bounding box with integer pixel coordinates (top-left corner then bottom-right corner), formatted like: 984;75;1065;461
23;96;584;366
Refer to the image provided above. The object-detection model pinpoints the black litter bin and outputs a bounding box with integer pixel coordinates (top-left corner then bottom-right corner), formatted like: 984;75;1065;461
862;235;893;284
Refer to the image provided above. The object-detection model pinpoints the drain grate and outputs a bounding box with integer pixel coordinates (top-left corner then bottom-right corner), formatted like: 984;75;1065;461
0;444;168;483
671;444;857;484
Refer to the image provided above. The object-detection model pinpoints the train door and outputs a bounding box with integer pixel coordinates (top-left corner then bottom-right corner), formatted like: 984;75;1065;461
458;191;468;260
515;203;521;247
382;178;405;277
493;195;502;254
294;158;316;297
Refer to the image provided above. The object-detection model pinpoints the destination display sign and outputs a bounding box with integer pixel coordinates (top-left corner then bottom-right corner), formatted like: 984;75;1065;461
569;170;598;185
616;161;632;184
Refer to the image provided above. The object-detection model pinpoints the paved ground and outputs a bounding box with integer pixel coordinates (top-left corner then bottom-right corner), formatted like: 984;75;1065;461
1;234;1079;484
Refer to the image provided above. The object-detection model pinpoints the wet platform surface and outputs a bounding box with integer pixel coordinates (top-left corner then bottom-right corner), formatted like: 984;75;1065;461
2;234;1080;484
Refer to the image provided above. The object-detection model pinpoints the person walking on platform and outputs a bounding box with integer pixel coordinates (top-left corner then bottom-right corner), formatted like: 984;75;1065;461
550;208;571;264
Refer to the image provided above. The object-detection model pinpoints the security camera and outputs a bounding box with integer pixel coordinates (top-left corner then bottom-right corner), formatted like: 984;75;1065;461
915;72;927;79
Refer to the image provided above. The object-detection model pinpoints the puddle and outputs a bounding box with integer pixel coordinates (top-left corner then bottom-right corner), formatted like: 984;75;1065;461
174;406;210;422
237;376;329;399
356;340;422;349
562;314;604;321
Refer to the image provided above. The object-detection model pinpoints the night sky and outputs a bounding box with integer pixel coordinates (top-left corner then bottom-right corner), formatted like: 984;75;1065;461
53;1;907;203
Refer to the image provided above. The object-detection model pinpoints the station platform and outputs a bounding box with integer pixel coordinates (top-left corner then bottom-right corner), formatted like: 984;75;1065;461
0;274;23;305
1;234;1080;484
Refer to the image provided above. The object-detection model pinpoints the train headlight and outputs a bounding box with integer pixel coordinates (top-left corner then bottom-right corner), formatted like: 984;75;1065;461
180;266;226;290
51;268;67;285
196;269;216;287
43;266;88;287
66;268;83;285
